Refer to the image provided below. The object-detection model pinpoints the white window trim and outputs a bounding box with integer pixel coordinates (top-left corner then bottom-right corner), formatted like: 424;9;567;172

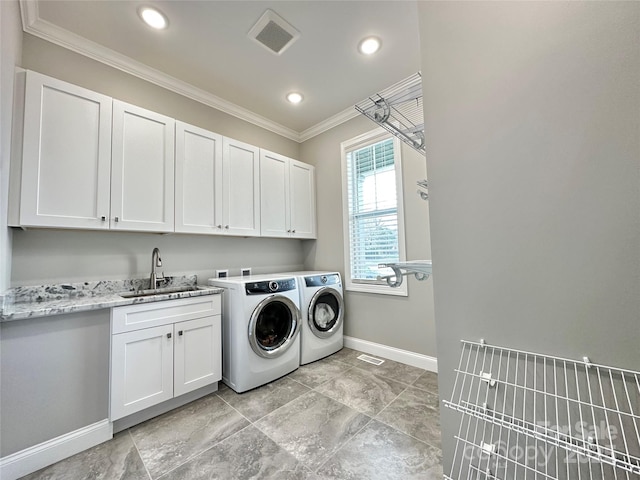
340;128;408;297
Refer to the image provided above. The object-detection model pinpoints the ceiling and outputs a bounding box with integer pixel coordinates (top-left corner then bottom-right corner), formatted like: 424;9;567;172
22;0;421;141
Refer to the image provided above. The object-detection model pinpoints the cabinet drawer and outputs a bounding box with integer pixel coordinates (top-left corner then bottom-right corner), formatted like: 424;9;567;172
112;295;221;334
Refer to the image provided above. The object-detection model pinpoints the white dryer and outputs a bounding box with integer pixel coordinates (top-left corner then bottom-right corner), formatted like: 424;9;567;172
293;271;344;365
207;274;301;393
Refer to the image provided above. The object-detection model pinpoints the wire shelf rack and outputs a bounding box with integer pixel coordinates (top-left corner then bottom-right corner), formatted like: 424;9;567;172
355;72;425;155
444;340;640;480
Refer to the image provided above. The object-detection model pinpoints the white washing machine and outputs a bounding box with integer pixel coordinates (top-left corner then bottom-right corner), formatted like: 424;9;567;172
207;274;301;393
286;271;344;365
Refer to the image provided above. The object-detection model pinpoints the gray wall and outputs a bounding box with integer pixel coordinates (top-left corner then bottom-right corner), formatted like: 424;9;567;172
8;33;306;287
12;228;304;286
0;0;22;291
418;1;640;472
0;310;110;456
300;115;437;358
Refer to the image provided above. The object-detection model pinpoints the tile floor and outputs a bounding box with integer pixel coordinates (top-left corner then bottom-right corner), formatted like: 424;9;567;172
21;348;443;480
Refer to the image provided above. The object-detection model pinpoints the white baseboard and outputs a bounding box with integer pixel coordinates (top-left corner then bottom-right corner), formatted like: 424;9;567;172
343;336;438;373
0;419;113;480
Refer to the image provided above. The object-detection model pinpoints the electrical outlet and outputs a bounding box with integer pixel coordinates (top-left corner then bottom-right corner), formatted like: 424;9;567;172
216;269;229;279
241;267;252;277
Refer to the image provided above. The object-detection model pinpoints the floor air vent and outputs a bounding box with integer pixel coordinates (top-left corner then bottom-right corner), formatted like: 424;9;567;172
357;354;385;366
248;9;300;55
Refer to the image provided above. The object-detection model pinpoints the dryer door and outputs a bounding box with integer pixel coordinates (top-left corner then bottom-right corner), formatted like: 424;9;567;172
308;287;344;339
248;295;301;358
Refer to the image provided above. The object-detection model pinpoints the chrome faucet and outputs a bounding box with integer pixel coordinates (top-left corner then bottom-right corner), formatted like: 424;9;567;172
150;247;166;289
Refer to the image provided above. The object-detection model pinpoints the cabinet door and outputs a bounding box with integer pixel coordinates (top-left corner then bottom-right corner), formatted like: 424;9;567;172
173;316;222;397
175;122;223;234
111;100;175;232
259;150;290;238
222;137;260;236
289;160;316;239
111;324;174;420
17;70;112;229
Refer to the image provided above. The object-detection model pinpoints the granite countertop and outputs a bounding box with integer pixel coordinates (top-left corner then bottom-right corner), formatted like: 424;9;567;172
0;275;224;322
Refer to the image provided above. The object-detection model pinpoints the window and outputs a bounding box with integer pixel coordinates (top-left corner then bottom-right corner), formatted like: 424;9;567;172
341;130;407;296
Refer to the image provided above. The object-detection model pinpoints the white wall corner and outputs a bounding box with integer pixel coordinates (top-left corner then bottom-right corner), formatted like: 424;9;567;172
0;419;112;480
344;335;438;372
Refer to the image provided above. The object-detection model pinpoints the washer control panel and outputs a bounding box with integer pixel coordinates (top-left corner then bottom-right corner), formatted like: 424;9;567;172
304;274;341;288
245;278;297;295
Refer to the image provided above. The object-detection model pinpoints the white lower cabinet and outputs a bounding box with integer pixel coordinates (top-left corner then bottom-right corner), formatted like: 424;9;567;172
173;316;221;397
111;324;175;419
110;295;221;421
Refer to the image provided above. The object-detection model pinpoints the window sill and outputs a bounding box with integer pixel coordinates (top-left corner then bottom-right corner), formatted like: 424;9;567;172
345;282;408;297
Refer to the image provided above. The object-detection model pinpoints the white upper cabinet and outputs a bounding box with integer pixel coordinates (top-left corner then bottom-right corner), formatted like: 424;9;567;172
9;70;313;240
260;150;316;239
9;71;175;233
260;150;289;237
222;137;261;236
175;121;223;234
289;159;316;238
111;101;175;232
9;70;113;229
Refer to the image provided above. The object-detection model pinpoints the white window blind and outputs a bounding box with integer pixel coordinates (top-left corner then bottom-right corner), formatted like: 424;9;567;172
342;132;406;295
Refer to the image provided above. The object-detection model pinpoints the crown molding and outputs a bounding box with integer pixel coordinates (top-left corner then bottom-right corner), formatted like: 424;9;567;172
298;106;360;142
19;0;359;143
20;0;38;28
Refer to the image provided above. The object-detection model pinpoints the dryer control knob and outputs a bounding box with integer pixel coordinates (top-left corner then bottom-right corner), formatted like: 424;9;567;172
321;276;328;284
268;281;279;292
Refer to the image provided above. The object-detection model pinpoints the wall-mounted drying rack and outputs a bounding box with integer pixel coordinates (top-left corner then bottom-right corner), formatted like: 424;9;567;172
356;73;429;202
445;339;640;480
377;260;432;287
355;72;425;155
417;179;429;200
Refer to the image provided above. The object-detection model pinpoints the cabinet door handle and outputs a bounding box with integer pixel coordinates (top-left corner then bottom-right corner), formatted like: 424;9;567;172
114;216;119;222
101;216;106;221
225;225;229;229
178;330;183;336
217;225;222;229
167;332;172;339
287;229;291;233
292;229;296;233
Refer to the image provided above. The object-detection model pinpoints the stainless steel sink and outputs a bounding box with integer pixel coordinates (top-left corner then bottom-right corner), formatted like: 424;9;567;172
119;285;201;298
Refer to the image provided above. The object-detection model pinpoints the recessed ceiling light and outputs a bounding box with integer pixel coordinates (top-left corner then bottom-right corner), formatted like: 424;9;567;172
358;36;381;55
286;92;303;104
138;6;168;30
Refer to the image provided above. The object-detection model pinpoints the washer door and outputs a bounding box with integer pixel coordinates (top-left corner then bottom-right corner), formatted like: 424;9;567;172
308;287;344;339
248;295;301;358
